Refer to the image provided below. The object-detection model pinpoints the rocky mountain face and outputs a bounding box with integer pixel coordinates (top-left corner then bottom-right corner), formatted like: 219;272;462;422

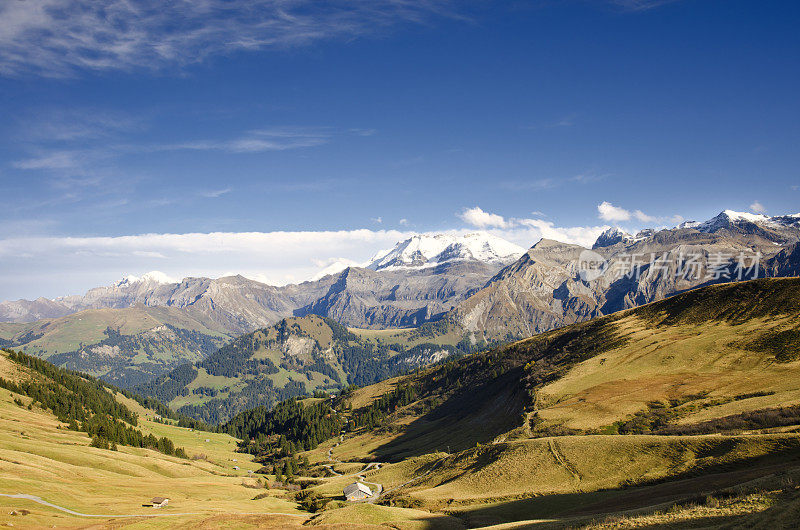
452;211;800;341
0;233;523;333
296;260;501;328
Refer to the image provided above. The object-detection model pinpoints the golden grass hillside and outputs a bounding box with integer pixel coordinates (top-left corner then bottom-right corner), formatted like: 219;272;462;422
0;352;308;528
295;279;800;527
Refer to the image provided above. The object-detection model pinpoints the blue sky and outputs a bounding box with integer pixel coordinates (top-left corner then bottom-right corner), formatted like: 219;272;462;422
0;0;798;300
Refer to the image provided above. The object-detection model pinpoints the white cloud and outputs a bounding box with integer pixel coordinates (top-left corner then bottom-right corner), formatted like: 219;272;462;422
399;218;409;226
132;250;167;259
633;209;658;223
457;206;606;248
349;128;377;137
597;201;684;226
200;188;232;198
597;201;632;222
500;178;556;191
371;217;383;224
459;206;509;229
311;257;362;280
749;201;766;214
13;151;85;170
501;219;609;249
0;0;457;77
0;219;613;300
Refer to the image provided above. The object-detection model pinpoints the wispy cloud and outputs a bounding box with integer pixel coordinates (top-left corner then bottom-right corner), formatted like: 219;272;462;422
13;150;85;170
167;128;331;153
501;173;605;192
608;0;682;11
17;109;145;142
200;188;232;199
0;228;415;298
749;201;766;214
500;178;557;192
349;128;378;137
0;0;458;77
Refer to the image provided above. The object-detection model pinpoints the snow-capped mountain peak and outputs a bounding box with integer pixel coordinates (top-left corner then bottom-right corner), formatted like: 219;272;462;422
366;232;525;271
114;271;176;287
592;227;631;248
694;210;800;233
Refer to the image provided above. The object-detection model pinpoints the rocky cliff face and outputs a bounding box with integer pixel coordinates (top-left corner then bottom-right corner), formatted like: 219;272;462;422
296;261;498;328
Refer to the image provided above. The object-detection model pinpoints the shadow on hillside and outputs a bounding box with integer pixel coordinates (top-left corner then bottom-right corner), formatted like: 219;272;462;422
369;367;526;462
448;440;800;528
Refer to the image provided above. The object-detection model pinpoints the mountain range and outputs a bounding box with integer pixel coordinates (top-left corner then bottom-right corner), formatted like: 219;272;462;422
0;232;524;330
452;210;800;340
2;210;799;391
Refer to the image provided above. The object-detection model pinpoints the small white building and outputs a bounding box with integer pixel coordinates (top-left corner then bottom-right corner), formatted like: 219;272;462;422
343;482;372;501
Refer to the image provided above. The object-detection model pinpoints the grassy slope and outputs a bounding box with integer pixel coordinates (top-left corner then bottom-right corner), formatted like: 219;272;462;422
290;279;800;527
534;313;800;432
351;325;465;350
0;378;304;528
0;353;463;529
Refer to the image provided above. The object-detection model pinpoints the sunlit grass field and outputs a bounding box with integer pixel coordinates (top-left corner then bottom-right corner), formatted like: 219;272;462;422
0;387;304;528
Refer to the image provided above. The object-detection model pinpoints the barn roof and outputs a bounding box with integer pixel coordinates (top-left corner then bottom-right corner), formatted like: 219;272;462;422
343;482;372;496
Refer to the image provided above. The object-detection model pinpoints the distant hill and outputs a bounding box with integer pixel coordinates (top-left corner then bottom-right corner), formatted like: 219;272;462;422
0;306;233;387
135;314;475;424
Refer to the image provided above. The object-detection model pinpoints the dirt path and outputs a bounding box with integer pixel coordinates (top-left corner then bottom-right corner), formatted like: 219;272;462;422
0;493;309;519
354;476;383;503
547;439;582;484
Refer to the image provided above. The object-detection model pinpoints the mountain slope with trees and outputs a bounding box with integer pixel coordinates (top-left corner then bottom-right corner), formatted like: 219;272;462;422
135;315;474;424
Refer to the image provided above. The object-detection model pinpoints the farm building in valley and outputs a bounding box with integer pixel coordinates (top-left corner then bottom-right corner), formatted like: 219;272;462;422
343;482;372;501
149;497;169;508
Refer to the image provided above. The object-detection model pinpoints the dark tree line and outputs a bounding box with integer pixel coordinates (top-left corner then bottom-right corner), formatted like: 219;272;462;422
350;384;417;429
225;398;344;457
0;349;189;457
